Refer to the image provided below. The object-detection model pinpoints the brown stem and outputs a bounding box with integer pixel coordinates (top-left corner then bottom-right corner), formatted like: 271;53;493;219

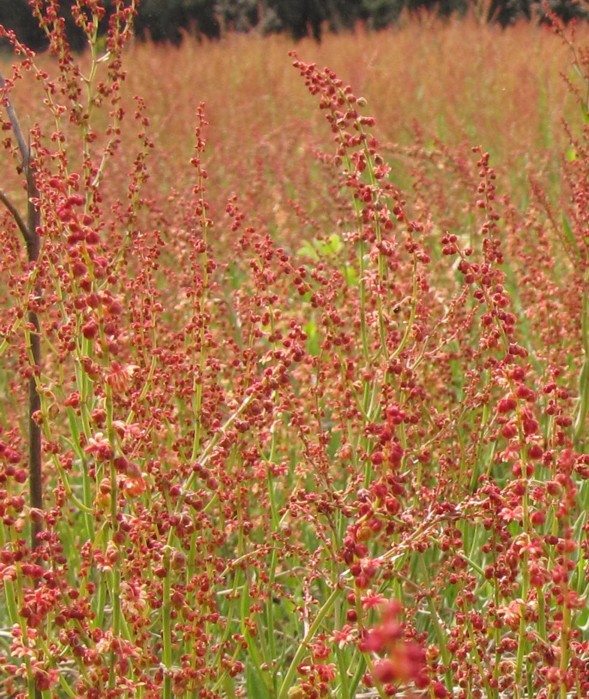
0;73;43;553
0;189;29;241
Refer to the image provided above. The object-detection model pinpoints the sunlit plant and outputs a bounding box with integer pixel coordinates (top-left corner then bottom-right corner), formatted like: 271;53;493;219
0;3;588;699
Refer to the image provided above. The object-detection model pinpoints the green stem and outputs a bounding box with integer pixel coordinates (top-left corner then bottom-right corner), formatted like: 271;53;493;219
515;551;529;688
277;585;342;699
574;275;589;448
162;551;173;699
265;427;280;674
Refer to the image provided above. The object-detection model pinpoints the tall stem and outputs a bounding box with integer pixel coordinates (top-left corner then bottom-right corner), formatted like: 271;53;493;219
0;73;43;553
0;79;44;694
27;164;42;553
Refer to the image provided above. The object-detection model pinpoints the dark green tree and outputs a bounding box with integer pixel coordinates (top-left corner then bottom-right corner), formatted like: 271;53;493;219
264;0;324;40
0;0;46;50
1;0;589;50
215;0;260;33
0;0;88;51
133;0;219;43
362;0;405;27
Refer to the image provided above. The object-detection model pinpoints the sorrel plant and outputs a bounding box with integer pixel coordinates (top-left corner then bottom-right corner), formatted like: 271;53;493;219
0;3;589;698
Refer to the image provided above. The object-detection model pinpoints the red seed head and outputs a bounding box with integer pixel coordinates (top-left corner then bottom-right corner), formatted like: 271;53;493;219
497;397;517;414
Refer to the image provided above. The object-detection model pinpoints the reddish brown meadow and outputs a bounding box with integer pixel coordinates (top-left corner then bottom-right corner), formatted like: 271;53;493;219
1;3;589;698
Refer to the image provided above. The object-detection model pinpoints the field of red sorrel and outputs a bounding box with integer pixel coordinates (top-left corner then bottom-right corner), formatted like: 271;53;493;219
1;3;589;698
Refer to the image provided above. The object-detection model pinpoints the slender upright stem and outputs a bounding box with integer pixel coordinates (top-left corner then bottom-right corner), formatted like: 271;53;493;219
0;73;43;552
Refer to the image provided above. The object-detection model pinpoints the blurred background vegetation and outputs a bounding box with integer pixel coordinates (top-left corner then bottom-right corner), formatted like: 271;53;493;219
0;0;588;49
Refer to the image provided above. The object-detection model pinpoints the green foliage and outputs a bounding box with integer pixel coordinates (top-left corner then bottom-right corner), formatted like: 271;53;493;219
362;0;405;28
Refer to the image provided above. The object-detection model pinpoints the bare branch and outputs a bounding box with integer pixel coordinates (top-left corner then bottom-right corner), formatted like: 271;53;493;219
0;72;40;260
0;187;30;242
0;71;43;563
0;72;31;167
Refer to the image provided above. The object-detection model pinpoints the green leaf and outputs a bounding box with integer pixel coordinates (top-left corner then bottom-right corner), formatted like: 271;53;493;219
326;232;343;254
228;261;247;289
342;264;358;287
561;214;579;258
245;661;273;699
304;320;320;356
296;241;319;261
299;233;343;261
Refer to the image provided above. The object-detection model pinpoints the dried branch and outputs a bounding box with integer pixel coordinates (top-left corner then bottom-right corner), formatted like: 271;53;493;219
0;188;29;241
0;71;43;554
0;73;30;168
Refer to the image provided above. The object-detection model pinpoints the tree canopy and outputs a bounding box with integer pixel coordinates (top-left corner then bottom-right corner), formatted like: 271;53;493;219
0;0;586;50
